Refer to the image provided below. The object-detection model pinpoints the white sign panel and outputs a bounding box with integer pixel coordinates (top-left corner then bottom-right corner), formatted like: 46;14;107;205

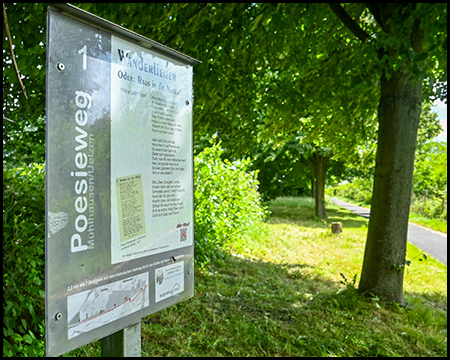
110;36;194;264
45;5;198;357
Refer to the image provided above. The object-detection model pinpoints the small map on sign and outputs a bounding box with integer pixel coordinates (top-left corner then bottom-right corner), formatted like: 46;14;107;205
67;273;149;339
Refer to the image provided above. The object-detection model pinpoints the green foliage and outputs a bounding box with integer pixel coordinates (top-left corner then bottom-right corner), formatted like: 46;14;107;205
413;141;447;199
2;2;447;354
339;273;358;291
416;103;444;148
252;140;315;201
410;140;447;220
3;164;46;357
194;140;267;267
330;140;447;222
328;178;374;205
3;3;47;166
410;196;447;221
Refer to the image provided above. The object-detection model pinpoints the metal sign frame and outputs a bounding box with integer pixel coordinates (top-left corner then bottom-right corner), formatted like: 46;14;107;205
45;4;199;356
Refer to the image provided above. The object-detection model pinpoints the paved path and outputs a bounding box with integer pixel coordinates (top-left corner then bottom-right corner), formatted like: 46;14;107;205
331;198;447;265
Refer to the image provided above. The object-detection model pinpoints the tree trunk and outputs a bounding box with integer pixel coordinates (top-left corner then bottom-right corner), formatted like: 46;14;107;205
331;222;342;234
358;65;422;304
311;177;316;199
313;152;327;219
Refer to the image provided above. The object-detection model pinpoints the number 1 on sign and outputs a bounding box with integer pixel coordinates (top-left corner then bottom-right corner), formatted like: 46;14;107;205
78;45;87;70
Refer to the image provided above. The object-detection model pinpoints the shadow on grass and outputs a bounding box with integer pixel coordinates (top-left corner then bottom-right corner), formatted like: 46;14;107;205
141;250;447;357
141;251;448;357
58;196;447;357
142;253;345;357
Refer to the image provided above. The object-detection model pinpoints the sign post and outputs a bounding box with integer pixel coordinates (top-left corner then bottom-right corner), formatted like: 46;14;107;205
45;4;200;357
100;322;141;357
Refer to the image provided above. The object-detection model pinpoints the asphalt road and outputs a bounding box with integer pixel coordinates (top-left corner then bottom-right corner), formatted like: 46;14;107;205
331;198;447;265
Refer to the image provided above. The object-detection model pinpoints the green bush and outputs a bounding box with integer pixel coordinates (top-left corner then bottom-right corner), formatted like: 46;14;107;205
3;164;46;357
328;178;373;206
410;195;447;220
413;141;447;200
194;140;267;267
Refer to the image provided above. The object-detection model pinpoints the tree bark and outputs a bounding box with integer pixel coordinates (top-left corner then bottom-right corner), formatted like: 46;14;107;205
358;65;422;304
313;151;327;219
311;177;316;199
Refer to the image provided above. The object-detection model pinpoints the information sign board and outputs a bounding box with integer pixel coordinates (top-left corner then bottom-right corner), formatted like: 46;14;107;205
45;4;199;356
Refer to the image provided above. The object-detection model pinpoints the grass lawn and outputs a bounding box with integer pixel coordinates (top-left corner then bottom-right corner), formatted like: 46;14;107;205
67;197;447;357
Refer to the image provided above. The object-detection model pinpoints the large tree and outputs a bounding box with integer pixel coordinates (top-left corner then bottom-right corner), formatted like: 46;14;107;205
329;3;447;303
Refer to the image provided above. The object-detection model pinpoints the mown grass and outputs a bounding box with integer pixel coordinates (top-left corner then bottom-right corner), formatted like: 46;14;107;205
67;196;447;357
409;213;448;234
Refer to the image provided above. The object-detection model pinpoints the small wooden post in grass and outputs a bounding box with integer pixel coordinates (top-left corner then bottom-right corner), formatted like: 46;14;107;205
331;222;342;235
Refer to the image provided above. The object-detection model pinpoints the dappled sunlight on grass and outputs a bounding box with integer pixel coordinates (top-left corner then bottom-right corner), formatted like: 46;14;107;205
123;197;450;357
68;196;447;357
404;242;447;297
141;254;342;356
139;241;446;357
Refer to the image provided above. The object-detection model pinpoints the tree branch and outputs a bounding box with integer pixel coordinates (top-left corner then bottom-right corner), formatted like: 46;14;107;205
328;3;371;44
3;3;28;99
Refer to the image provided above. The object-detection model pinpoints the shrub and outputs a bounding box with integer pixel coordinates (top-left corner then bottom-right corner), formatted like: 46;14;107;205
410;195;447;220
194;140;267;267
328;178;373;206
3;164;46;357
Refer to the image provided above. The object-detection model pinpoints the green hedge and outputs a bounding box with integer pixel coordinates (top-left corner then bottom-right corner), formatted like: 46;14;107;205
3;164;46;356
194;141;267;266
